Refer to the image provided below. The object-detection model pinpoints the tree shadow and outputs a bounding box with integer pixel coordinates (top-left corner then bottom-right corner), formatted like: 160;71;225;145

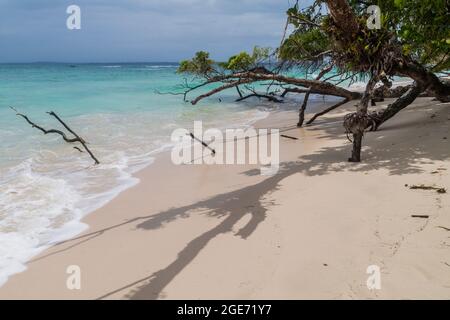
28;99;448;299
97;160;299;299
96;100;450;299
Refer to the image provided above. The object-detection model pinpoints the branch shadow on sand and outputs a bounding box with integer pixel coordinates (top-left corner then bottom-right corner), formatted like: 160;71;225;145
95;101;450;299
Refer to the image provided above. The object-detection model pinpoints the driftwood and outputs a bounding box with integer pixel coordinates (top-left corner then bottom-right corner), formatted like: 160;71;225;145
188;132;216;155
11;107;100;165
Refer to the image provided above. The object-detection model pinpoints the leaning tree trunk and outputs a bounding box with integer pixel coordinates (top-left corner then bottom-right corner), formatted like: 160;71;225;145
297;90;311;127
344;76;379;162
395;60;450;102
369;82;423;131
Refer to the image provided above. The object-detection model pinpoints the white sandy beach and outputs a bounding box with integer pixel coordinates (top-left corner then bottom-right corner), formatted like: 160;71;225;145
0;97;449;299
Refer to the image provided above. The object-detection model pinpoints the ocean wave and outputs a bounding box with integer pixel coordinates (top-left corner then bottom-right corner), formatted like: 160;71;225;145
131;66;177;71
0;159;85;286
145;65;177;69
0;150;151;286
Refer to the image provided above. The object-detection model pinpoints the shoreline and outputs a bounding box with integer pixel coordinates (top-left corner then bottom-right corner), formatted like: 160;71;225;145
0;94;336;287
1;97;449;299
0;100;275;287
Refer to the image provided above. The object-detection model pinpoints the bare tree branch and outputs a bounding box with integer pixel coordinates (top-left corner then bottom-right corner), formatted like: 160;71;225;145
11;107;100;165
190;79;254;105
306;98;349;125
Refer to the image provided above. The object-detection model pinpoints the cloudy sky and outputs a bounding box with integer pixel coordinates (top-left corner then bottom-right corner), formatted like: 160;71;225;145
0;0;306;63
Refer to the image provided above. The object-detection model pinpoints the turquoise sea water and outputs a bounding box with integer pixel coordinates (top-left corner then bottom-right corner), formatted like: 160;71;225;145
0;63;284;286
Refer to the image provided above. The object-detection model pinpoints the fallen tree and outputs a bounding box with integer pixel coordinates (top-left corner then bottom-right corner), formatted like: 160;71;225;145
175;0;449;162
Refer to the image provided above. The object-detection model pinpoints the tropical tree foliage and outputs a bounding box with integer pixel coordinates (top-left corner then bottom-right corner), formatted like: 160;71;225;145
175;0;450;162
178;51;215;76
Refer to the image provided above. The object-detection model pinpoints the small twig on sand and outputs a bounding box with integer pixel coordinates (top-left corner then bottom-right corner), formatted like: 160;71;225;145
281;134;299;140
188;132;216;155
438;226;450;232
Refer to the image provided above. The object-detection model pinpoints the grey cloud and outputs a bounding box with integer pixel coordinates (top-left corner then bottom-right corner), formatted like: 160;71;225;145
0;0;304;62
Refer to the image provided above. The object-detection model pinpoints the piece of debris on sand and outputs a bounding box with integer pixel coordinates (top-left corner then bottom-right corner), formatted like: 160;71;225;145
411;215;430;219
408;184;447;194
